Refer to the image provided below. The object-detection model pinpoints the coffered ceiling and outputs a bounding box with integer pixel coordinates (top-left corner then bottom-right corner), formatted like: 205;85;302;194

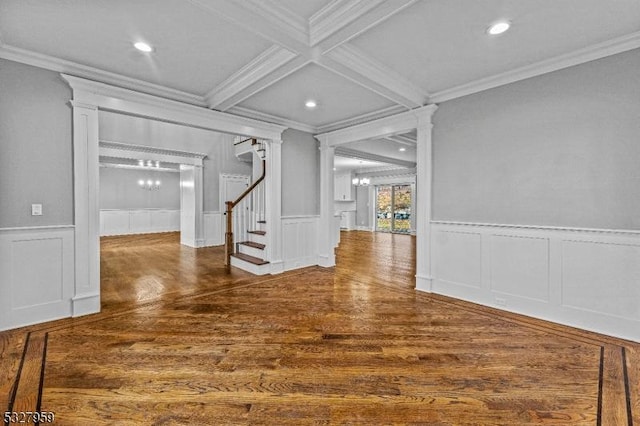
1;0;639;137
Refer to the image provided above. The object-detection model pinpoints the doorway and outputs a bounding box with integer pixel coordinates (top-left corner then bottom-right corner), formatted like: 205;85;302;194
375;184;412;234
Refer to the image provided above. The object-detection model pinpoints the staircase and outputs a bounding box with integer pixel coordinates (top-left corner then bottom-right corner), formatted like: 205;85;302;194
227;138;270;275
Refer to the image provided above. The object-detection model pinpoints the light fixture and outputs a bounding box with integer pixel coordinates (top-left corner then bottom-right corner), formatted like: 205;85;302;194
134;41;154;52
487;21;511;36
352;177;370;186
138;179;161;191
305;100;317;109
399;147;406;152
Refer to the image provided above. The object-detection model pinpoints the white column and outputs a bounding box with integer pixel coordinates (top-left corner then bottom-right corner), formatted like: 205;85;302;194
70;100;101;316
415;105;438;291
179;165;204;248
266;138;284;273
194;165;205;247
317;140;336;267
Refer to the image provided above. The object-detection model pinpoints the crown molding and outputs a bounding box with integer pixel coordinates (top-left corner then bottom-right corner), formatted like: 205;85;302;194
205;45;299;109
384;135;416;146
98;163;180;173
322;44;427;108
0;43;207;107
335;146;416;169
226;106;318;134
316;105;407;134
99;140;208;159
430;31;640;103
356;166;417;178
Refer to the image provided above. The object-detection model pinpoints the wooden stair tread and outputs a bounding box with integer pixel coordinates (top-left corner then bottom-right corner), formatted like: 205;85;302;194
239;241;265;250
231;253;269;265
248;230;266;235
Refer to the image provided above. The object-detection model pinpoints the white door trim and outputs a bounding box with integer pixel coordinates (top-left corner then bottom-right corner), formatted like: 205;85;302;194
63;74;286;319
315;105;438;288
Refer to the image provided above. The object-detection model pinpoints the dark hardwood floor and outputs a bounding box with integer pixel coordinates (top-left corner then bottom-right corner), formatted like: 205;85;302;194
1;231;638;424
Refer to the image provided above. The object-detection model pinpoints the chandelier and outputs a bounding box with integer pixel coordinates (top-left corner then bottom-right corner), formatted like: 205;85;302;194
138;179;161;191
352;177;370;186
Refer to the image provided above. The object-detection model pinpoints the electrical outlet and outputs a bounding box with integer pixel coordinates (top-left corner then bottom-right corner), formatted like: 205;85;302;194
31;204;43;216
495;297;507;307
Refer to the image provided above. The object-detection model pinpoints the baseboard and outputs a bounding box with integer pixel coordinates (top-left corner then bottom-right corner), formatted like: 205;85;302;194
415;274;433;292
72;293;101;317
270;260;285;275
317;254;335;268
356;226;374;232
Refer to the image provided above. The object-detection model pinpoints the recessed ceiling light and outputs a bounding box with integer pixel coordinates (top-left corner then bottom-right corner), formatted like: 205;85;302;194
134;41;154;52
305;100;317;109
487;21;511;36
399;147;406;152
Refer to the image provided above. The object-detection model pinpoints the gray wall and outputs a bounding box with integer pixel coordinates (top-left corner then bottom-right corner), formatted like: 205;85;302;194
99;167;180;210
0;59;73;228
281;129;320;216
432;49;640;230
355;186;370;228
99;111;252;212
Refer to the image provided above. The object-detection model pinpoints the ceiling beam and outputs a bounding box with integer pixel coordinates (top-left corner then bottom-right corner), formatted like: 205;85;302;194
188;0;309;53
319;45;427;108
386;134;416;146
310;0;418;53
206;45;301;110
335;146;416;169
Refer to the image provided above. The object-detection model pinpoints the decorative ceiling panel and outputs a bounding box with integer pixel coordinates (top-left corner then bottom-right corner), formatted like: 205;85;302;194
237;63;396;127
0;0;272;95
350;0;640;94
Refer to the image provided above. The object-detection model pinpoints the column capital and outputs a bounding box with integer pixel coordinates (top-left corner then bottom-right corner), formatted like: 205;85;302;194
414;104;438;129
70;100;98;111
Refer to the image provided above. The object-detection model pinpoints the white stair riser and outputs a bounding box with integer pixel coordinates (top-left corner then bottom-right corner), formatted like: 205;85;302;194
238;244;265;259
230;256;270;275
248;233;266;245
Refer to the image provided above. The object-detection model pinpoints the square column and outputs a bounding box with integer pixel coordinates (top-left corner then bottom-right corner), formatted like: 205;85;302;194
415;106;438;291
265;139;284;273
70;100;101;316
318;141;336;267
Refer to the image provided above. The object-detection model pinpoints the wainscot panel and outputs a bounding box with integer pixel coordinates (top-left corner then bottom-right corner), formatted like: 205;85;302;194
100;209;179;236
203;211;223;247
282;216;320;271
430;221;640;342
0;226;75;331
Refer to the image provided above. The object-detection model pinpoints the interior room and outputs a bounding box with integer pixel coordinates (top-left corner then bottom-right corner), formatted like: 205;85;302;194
1;1;639;423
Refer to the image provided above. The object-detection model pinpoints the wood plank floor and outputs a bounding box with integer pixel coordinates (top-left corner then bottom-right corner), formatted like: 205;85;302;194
1;231;638;425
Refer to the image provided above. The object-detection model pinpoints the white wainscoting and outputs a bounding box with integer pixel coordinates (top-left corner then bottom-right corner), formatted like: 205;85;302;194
282;216;320;271
0;226;75;331
430;221;640;342
100;209;180;236
203;211;223;247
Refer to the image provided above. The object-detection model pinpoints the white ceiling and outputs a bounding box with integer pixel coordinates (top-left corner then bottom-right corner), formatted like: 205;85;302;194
1;0;639;137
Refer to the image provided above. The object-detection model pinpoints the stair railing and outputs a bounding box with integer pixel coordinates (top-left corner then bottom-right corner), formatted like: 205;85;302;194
225;140;266;269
